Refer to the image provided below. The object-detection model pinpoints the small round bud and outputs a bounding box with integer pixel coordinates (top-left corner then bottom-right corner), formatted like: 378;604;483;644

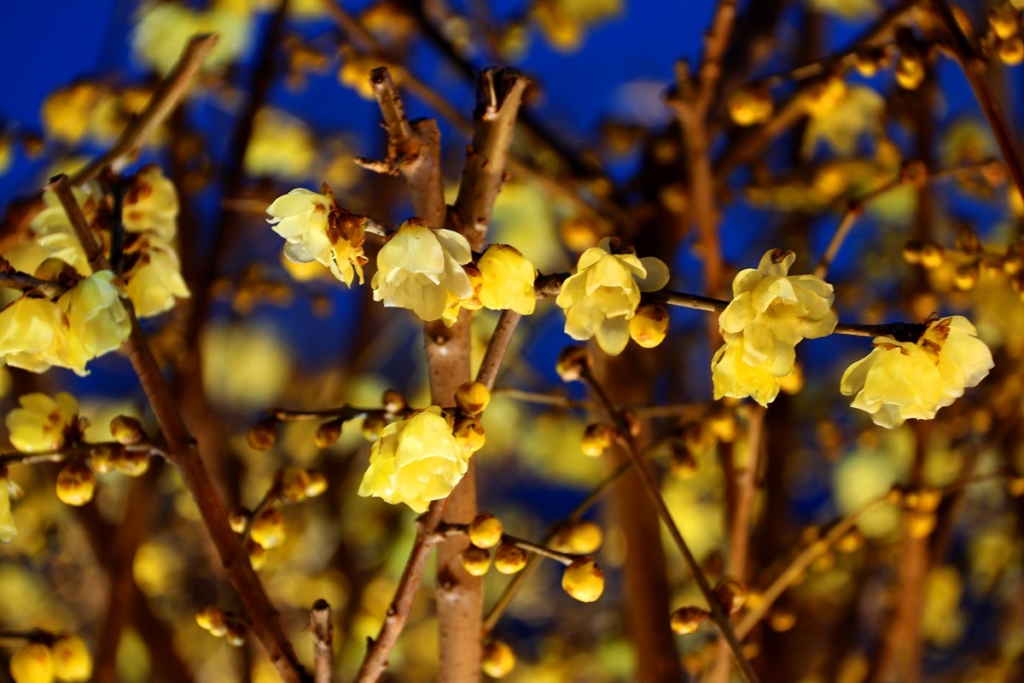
56;461;96;506
114;450;150;477
382;389;406;414
990;6;1020;40
454;417;486;454
315;418;343;449
713;578;747;614
954;263;979;291
278;467;311;503
768;608;796;632
225;619;248;647
902;239;924;265
629;304;669;348
622;409;642;437
919;242;945;269
110;415;145;445
493;543;528;574
455;381;491;415
555;521;603;555
904;510;936;538
895;53;925;90
804;75;846;117
580;423;615;457
461;546;492;577
669;606;710;635
835;529;865;554
482;639;516;678
556;346;592;382
197;605;228;636
914;488;943;512
250;507;286;549
561;558;605;603
305;470;327;498
246;539;267;570
707;407;737;443
469;513;504;549
51;634;93;682
361;416;385;442
670;447;698;479
727;84;773;127
89;445;117;474
248;418;278;451
228;508;251;534
10;643;54;683
853;48;886;77
999;36;1024;65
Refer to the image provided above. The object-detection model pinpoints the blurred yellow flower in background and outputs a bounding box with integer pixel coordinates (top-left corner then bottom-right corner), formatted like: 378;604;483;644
244;108;316;181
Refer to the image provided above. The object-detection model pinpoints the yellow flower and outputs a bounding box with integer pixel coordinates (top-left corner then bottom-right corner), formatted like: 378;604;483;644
802;85;884;158
6;392;80;453
719;249;836;377
371;219;474;322
132;3;252;75
477;244;537;315
267;187;367;286
711;339;784;407
244;108;316;181
58;271;131;368
840;316;994;429
0;296;74;374
123;165;179;240
124;238;191;318
41;82;102;145
357;406;471;513
0;474;17;543
555;237;669;355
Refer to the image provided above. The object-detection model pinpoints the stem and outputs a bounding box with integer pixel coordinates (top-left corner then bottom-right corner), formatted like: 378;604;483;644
310;600;333;683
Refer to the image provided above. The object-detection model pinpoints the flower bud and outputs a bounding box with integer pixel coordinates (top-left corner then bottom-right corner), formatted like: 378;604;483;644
197;606;228;636
555;521;603;555
246;539;267;570
51;634;92;682
727;84;773;127
904;510;936;538
954;263;979;291
454;417;486;454
580;423;615;457
228;508;250;534
494;542;528;574
669;606;710;635
804;75;846;117
896;53;925;90
460;546;492;576
225;619;248;647
990;6;1020;40
469;513;503;549
110;415;145;445
361;416;385;442
315;418;343;448
382;389;406;414
556;346;592;382
482;639;516;678
629;304;669;348
89;445;118;474
670;447;698;479
835;529;865;553
713;578;747;614
768;608;797;632
277;466;311;503
455;381;491;415
56;461;96;506
250;507;286;549
305;470;328;498
10;643;54;683
461;263;485;311
561;558;605;602
902;239;924;265
999;36;1024;65
248;418;278;451
114;450;150;477
919;242;944;269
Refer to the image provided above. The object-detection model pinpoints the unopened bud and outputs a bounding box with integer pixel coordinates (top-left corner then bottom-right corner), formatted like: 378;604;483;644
225;618;248;647
115;450;150;477
229;508;251;534
460;546;492;576
89;445;118;474
895;52;925;90
305;469;327;498
713;578;747;614
382;389;406;414
250;507;286;549
110;415;145;445
990;6;1020;40
556;345;592;382
482;639;516;678
554;520;603;555
903;239;924;265
494;542;528;574
315;418;343;448
727;84;773;127
561;558;605;602
768;608;797;632
56;460;96;506
277;466;311;503
246;539;267;570
361;416;385;442
629;304;669;348
999;36;1024;65
455;381;491;415
670;606;710;634
248;418;278;451
454;417;486;454
581;423;615;457
197;605;228;636
919;242;945;269
469;513;504;549
904;510;936;538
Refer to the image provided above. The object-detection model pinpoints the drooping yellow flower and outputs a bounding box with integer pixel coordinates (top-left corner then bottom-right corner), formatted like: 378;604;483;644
6;392;80;453
122;165;179;240
555;237;669;355
371;219;474;322
719;249;836;377
123;238;191;318
711;338;784;407
357;406;471;513
477;244;537;315
0;296;74;374
29;186;97;238
840;316;994;429
267;187;368;287
244;108;316;181
58;271;131;368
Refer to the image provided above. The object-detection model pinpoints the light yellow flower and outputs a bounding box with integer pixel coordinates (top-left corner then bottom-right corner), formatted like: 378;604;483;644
0;296;74;374
371;218;473;321
719;249;836;377
132;3;252;75
6;392;80;453
124;238;191;317
0;475;15;543
123;165;179;240
711;338;783;407
41;82;103;145
840;316;994;428
267;187;367;286
802;85;884;158
244;108;316;181
478;244;537;315
4;232;91;279
555;237;669;355
58;271;131;368
29;186;97;237
357;406;471;513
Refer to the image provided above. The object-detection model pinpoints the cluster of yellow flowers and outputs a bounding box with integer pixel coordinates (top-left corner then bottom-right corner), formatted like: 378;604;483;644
712;249;837;406
9;635;92;683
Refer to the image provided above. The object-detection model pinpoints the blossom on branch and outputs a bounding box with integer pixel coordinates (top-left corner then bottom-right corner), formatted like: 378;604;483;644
371;218;474;323
122;165;180;240
357;406;471;513
5;392;80;453
840;316;994;428
556;237;669;355
59;270;131;368
123;237;191;318
477;244;537;315
0;296;74;375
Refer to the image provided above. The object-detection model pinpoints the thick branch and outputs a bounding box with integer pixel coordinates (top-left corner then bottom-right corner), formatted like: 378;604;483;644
310;600;334;683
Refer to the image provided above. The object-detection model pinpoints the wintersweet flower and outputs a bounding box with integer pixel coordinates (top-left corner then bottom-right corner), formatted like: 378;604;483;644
555;237;670;355
6;392;80;453
477;244;537;315
358;406;471;513
30;186;97;237
719;249;837;376
122;165;179;240
0;296;74;374
371;218;474;322
59;270;131;367
123;237;191;317
840;316;994;429
267;186;367;286
711;339;786;407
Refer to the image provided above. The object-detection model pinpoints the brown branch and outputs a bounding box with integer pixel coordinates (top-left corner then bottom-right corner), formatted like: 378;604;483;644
310;600;333;683
0;265;68;298
70;35;218;185
476;310;522;391
50;174;310;683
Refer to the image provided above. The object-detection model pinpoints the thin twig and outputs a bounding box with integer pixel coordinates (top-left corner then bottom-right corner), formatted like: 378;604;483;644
310;600;333;683
476;310;522;391
0;265;68;298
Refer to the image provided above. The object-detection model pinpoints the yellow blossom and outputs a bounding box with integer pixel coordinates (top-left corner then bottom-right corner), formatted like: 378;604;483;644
711;339;784;407
0;297;74;374
244;108;316;181
132;3;252;75
29;186;97;238
802;85;884;158
357;406;471;513
122;165;179;240
555;237;669;355
6;392;80;453
41;82;102;145
840;316;994;428
477;244;537;315
371;219;474;322
59;271;131;369
267;187;368;286
123;238;191;317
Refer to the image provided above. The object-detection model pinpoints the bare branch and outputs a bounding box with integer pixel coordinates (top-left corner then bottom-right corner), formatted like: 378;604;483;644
310;600;333;683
